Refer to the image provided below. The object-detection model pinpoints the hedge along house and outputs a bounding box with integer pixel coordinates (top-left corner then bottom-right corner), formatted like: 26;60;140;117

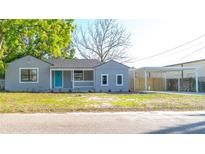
5;55;130;92
133;66;199;93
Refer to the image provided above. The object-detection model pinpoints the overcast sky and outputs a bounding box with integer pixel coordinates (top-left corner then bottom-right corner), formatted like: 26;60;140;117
75;19;205;68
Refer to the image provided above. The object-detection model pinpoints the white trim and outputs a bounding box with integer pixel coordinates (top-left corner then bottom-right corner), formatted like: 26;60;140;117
62;71;64;88
116;74;123;86
164;72;167;91
93;70;96;89
72;70;74;89
54;70;63;89
19;67;39;84
101;74;108;86
133;72;135;91
50;68;94;71
73;80;94;82
135;66;199;72
53;71;55;88
50;69;52;89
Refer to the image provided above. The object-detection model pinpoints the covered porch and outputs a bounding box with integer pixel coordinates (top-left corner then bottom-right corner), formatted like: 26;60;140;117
134;67;199;93
50;69;95;91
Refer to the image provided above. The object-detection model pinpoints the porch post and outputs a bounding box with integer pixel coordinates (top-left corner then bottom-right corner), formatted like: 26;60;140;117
164;72;167;91
50;69;52;90
144;71;147;91
93;70;95;88
195;69;199;93
178;76;180;92
133;71;135;91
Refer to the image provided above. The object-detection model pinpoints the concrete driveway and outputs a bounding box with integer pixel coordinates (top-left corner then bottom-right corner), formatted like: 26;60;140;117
0;111;205;134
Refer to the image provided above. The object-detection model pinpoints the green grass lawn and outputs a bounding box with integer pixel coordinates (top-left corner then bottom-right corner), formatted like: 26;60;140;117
0;92;205;113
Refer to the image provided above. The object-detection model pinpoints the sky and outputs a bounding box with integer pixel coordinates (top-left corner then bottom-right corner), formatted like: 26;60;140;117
75;19;205;68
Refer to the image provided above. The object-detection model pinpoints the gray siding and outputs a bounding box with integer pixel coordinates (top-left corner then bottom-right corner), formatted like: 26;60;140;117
95;60;129;92
63;71;72;88
74;81;94;87
5;56;51;92
84;70;93;80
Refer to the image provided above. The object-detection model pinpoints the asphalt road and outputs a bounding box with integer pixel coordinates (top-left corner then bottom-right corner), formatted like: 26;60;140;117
1;111;205;134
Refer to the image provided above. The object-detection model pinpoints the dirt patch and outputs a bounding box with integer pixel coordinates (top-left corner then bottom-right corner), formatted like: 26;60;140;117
87;96;118;103
90;103;113;108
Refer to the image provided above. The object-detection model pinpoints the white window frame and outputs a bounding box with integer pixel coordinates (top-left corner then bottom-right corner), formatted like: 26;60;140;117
101;74;108;86
19;67;39;83
116;74;123;86
74;70;84;81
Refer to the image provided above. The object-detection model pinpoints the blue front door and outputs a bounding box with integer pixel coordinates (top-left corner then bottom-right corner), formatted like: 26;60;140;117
55;71;62;88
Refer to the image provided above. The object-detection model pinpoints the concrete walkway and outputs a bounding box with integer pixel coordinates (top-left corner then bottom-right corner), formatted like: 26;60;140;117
1;111;205;133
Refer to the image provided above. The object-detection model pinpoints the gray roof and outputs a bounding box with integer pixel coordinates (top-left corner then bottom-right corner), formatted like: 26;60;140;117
49;58;102;68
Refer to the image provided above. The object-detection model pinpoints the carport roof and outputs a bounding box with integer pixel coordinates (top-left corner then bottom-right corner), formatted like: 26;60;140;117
135;66;199;72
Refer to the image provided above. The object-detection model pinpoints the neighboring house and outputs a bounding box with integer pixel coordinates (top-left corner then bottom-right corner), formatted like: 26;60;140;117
5;55;130;92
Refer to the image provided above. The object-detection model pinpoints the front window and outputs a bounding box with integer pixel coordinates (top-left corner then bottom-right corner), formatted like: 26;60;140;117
101;74;108;86
74;70;83;80
116;74;123;86
20;68;38;83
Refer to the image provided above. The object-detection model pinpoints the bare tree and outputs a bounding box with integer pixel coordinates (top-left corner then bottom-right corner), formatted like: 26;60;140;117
74;20;131;62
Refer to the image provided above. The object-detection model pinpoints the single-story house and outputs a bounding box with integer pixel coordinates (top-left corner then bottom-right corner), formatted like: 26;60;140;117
5;55;130;92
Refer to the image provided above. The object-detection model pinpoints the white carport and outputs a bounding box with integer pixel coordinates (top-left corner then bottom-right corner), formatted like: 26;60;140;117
134;66;199;92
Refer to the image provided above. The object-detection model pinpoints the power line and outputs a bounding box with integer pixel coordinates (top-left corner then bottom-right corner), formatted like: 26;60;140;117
178;46;205;61
156;40;205;59
131;40;205;65
133;34;205;62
